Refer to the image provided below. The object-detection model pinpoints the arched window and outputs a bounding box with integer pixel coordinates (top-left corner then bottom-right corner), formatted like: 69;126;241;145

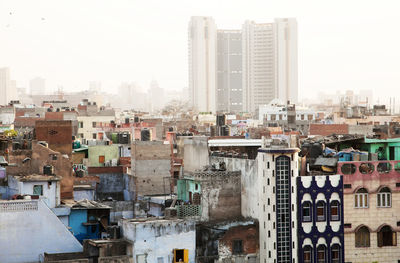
302;201;312;222
330;200;340;221
303;245;312;263
355;188;368;208
377;187;391;208
317;245;326;263
331;244;340;263
355;226;370;247
316;201;326;221
377;225;397;247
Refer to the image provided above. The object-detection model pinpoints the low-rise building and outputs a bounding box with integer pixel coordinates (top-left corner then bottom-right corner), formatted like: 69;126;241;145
120;218;196;263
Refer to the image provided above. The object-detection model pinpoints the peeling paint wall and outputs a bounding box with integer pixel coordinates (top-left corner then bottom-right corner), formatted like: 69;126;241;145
210;156;259;219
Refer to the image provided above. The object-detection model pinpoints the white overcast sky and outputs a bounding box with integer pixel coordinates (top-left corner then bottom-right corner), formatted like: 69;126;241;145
1;0;400;102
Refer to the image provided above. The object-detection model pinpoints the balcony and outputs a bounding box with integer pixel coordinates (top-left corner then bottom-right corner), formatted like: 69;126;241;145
176;205;201;218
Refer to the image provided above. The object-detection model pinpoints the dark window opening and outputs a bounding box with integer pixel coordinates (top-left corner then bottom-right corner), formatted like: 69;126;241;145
378;226;397;247
233;240;243;255
330;200;340;221
302;202;311;222
331;244;340;263
303;246;312;263
317;201;326;221
355;226;370;247
33;185;43;196
317;245;326;263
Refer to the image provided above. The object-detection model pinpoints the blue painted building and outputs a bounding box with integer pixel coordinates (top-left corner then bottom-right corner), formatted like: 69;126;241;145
297;175;344;263
67;200;111;243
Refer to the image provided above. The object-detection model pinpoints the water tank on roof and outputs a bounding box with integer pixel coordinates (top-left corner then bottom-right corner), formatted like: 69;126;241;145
118;133;130;144
141;129;150;141
310;143;323;159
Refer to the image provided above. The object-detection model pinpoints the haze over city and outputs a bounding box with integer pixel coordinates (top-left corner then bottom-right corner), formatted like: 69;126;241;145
2;0;400;103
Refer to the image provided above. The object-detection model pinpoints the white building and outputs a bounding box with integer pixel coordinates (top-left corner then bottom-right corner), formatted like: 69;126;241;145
216;30;243;113
242;19;298;113
188;16;217;113
0;200;82;263
257;143;299;263
258;100;315;122
30;77;46;96
120;218;196;263
7;174;61;209
0;68;17;106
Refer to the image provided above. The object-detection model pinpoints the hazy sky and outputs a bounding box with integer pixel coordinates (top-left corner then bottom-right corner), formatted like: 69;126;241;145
1;0;400;102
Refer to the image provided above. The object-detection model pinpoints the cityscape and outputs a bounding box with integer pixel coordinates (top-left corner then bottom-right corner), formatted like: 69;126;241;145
1;1;400;263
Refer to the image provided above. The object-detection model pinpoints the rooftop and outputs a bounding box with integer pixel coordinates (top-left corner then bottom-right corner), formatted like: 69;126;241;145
12;174;61;182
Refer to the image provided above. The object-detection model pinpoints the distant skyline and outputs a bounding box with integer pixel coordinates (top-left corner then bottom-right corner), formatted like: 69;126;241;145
1;0;400;102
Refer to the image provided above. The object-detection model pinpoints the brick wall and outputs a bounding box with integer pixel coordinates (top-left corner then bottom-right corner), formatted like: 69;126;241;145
309;124;349;136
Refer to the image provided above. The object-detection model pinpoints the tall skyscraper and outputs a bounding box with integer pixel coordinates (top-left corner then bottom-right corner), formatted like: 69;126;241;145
0;67;17;106
275;18;298;105
188;17;297;114
242;18;298;113
216;30;243;113
30;77;46;96
188;16;217;113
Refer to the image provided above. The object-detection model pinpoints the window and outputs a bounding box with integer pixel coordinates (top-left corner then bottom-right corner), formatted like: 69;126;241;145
302;202;312;222
33;185;43;195
233;240;243;254
355;188;368;208
317;245;326;263
92;121;97;128
99;155;105;164
355;226;370;247
331;244;340;263
377;187;391;207
377;225;397;247
78;122;83;128
303;246;312;263
330;200;340;221
92;133;97;139
316;201;326;221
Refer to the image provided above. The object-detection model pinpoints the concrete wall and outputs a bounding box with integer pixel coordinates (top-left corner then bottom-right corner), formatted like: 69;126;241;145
103;201;134;222
0;200;82;263
88;145;119;167
183;137;209;172
131;141;171;196
120;219;196;263
210;156;259;219
192;171;242;222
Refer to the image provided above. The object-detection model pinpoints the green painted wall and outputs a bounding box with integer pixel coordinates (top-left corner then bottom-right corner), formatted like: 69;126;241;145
177;179;201;201
88;145;119;167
